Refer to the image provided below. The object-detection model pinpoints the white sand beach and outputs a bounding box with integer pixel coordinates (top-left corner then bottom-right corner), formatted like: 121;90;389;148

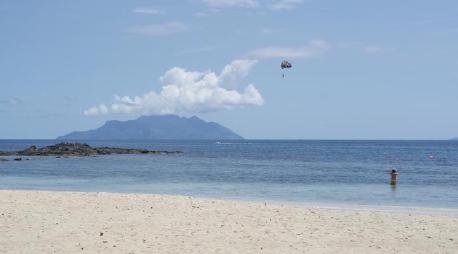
0;190;457;254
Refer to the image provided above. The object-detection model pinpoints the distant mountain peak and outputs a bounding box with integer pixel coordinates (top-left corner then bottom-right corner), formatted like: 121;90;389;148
57;115;243;140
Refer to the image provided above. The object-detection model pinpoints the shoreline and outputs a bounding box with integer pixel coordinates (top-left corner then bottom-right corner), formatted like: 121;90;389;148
2;188;458;216
1;189;457;253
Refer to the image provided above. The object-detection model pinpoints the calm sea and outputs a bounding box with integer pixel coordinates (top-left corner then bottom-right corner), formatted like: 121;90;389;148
0;140;457;208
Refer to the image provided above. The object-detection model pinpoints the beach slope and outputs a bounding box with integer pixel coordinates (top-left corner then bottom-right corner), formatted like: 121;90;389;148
0;190;457;253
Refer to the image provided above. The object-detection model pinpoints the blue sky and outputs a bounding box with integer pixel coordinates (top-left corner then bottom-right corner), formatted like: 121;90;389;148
1;0;457;139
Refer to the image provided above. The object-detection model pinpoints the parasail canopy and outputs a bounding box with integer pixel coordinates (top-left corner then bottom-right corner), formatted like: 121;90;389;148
281;60;292;69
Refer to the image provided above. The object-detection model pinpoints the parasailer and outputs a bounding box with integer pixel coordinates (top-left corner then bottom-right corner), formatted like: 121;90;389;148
281;60;292;69
280;60;292;78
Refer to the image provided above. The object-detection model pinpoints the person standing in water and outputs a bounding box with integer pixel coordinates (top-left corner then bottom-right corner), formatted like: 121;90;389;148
390;169;399;186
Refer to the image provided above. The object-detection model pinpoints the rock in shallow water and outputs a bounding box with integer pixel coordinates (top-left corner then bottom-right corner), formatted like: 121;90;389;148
0;143;182;157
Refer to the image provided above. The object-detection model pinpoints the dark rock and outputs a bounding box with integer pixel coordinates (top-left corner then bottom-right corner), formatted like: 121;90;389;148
0;143;182;157
21;145;37;154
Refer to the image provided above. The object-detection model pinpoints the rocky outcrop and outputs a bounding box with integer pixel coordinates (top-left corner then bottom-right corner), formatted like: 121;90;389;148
0;143;182;157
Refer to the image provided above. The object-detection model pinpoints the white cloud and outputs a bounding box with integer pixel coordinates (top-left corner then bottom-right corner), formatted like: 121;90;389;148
193;12;207;17
261;28;283;34
193;8;221;17
247;40;329;59
84;60;264;116
270;0;304;10
127;22;187;36
84;104;108;115
261;28;274;34
220;59;258;84
132;8;164;15
202;0;259;8
177;46;220;55
0;97;23;106
364;45;383;54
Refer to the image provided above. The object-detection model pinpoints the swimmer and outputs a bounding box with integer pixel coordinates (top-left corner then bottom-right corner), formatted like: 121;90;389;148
390;169;399;186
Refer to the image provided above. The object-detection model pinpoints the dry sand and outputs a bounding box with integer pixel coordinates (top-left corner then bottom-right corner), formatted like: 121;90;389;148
0;190;457;254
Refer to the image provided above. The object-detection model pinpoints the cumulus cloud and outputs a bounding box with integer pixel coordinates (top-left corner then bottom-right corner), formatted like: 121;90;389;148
84;60;264;116
132;8;164;15
270;0;304;10
127;22;187;36
247;40;329;59
364;45;383;54
202;0;259;8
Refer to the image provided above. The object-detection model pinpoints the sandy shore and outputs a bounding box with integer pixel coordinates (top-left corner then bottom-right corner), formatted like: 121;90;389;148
1;190;457;253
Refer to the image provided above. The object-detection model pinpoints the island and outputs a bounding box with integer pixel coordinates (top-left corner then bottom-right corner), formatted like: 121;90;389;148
0;143;182;157
57;115;243;140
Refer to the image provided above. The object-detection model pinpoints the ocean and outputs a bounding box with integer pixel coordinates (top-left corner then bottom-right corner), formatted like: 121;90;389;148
0;140;457;209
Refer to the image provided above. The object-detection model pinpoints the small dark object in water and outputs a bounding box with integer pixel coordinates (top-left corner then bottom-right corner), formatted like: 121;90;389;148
0;158;8;162
14;158;22;161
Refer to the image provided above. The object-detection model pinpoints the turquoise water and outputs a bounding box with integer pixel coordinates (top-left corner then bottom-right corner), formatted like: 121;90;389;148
0;140;457;208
